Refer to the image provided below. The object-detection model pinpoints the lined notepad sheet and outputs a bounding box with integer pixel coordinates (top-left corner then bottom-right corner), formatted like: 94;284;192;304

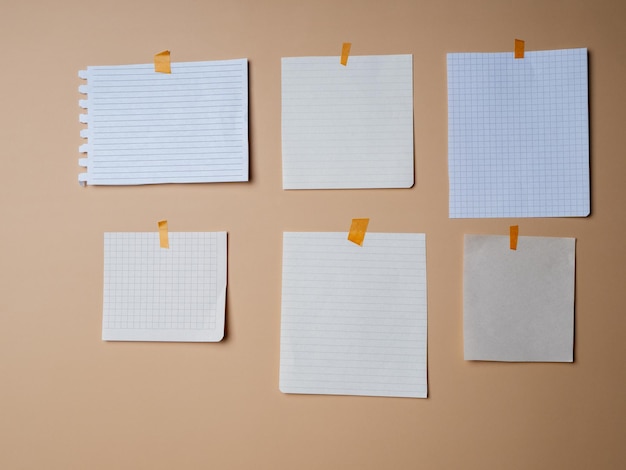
281;55;414;189
280;233;427;398
464;235;575;361
102;232;226;342
79;59;248;185
447;48;589;218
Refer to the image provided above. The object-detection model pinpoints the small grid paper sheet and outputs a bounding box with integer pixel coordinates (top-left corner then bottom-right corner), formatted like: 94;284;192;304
102;232;226;342
447;48;589;218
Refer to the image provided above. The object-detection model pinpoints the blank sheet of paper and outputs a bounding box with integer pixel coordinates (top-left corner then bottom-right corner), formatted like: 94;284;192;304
464;235;575;362
102;232;226;342
79;59;248;185
447;48;589;218
280;232;427;398
281;55;414;189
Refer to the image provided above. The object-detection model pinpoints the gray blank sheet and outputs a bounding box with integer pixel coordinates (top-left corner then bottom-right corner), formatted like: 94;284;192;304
447;48;589;218
280;232;427;398
463;235;575;362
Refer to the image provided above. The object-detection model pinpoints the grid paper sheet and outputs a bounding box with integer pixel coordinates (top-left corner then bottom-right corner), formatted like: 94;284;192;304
79;59;248;185
102;232;226;342
282;55;414;189
280;232;427;398
447;48;589;218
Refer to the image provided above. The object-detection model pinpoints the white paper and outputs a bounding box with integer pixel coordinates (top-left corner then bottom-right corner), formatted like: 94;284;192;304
102;232;227;342
280;232;427;398
447;48;589;218
281;55;414;189
464;235;575;362
79;59;248;185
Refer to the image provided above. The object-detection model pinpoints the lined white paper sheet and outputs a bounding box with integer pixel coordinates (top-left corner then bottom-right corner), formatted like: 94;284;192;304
464;235;575;362
79;59;248;185
447;48;589;218
102;232;226;342
281;55;414;189
280;232;427;398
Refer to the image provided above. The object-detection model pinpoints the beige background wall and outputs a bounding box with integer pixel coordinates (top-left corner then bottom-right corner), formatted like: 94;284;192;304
1;0;625;468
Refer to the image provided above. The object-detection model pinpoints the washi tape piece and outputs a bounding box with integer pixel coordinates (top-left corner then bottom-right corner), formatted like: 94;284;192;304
154;50;171;73
348;218;369;246
158;220;169;248
514;39;525;59
340;42;352;66
510;225;519;250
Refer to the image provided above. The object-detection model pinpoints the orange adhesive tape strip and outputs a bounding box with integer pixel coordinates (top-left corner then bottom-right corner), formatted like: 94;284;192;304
341;42;352;66
514;39;525;59
154;50;171;73
348;218;369;246
510;225;519;250
158;220;169;248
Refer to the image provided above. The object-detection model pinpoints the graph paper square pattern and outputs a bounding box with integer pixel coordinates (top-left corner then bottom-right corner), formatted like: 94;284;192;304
280;232;427;398
281;55;414;189
447;48;589;218
102;232;226;342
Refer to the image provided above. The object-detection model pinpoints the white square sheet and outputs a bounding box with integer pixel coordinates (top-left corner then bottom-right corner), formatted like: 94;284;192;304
282;55;414;189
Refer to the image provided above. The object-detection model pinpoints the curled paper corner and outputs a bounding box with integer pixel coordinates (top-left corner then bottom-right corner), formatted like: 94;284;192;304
158;220;169;248
514;39;525;59
348;218;369;246
340;42;351;66
154;50;171;73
